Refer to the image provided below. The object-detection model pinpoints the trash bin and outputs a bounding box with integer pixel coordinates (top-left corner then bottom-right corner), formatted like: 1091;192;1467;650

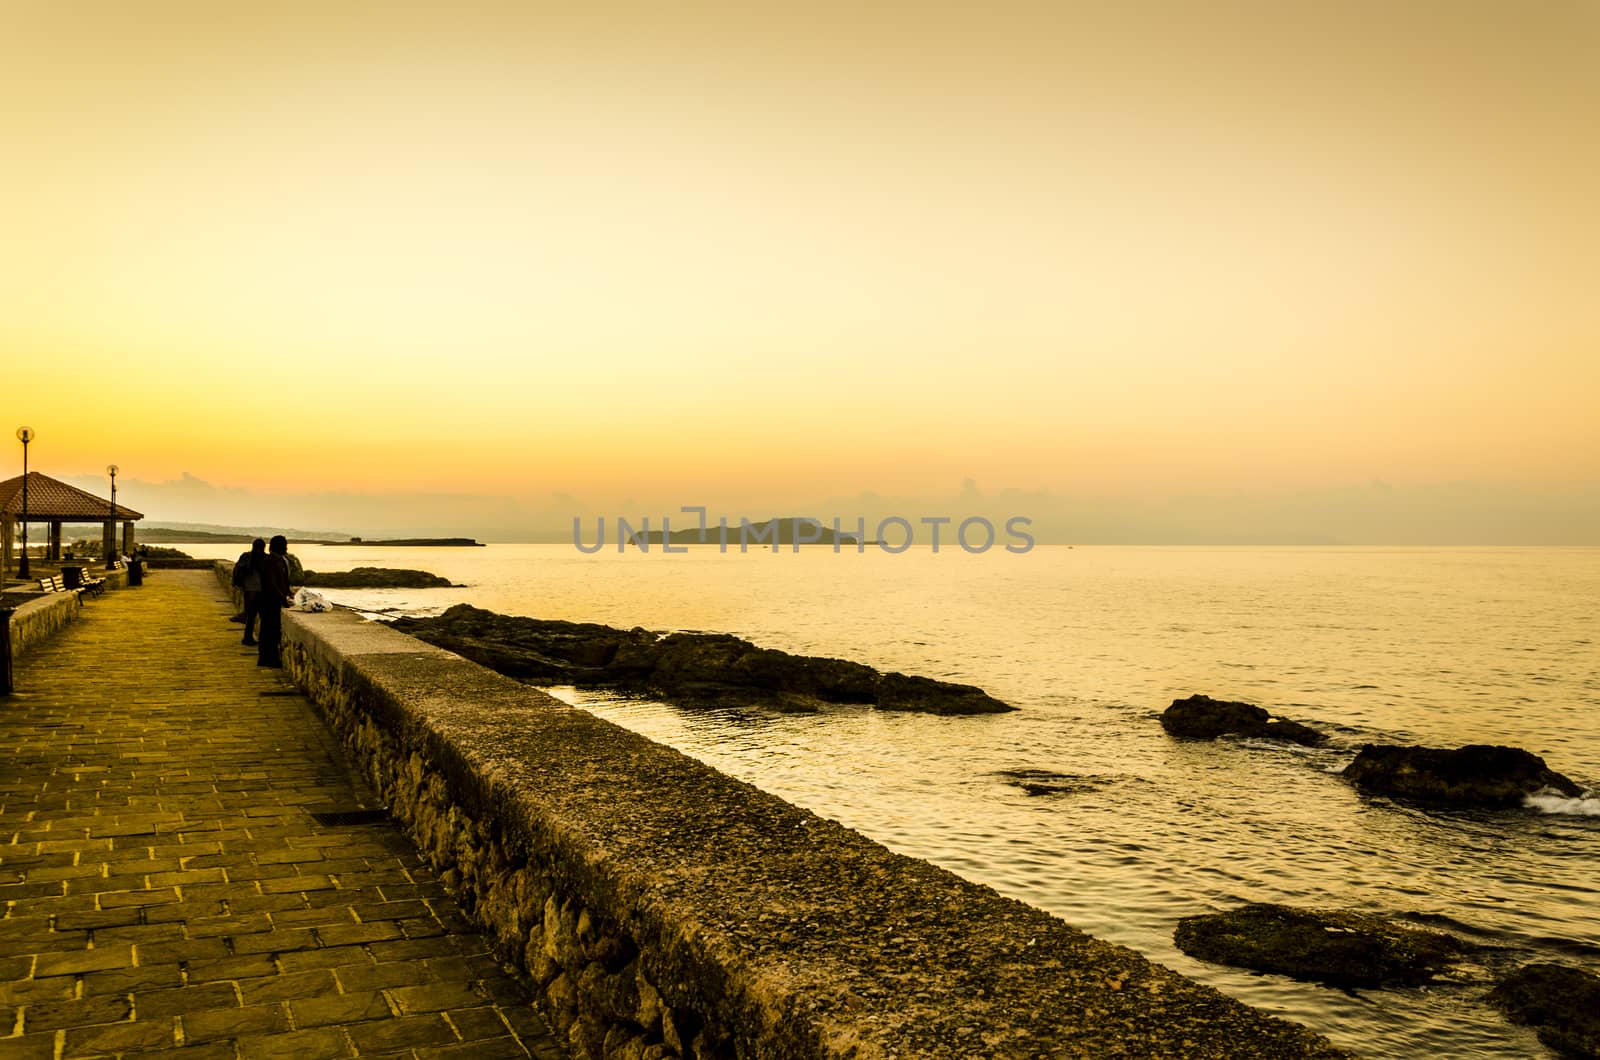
61;565;86;589
129;559;144;586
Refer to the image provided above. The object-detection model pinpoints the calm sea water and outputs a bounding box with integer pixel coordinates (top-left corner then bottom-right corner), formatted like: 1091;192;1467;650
179;542;1600;1057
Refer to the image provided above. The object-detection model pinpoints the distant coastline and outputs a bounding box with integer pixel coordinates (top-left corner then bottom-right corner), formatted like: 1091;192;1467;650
132;527;483;547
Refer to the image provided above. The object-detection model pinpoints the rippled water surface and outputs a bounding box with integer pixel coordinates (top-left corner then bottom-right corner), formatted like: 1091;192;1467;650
185;543;1600;1057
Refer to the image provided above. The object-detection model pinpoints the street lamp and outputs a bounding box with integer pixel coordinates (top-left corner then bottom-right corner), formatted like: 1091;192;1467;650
106;464;119;566
15;427;33;578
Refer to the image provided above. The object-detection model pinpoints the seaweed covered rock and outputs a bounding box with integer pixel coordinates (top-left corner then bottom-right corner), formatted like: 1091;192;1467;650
301;567;455;589
1343;744;1582;808
1174;903;1466;988
1489;963;1600;1059
1160;695;1326;746
392;604;1015;715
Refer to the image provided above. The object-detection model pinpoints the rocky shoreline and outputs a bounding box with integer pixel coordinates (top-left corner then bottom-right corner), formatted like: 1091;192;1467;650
390;603;1015;715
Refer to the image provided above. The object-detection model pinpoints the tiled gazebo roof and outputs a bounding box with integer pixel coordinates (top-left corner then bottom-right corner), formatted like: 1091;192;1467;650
0;472;144;521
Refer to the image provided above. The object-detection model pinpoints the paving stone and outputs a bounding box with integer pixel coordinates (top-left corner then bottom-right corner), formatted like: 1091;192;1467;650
97;887;180;909
0;1031;59;1060
347;1013;457;1052
229;927;318;955
182;1001;291;1042
349;899;431;922
87;923;176;945
257;874;338;895
135;982;241;1020
186;912;276;938
397;917;447;939
21;992;134;1031
80;963;184;995
389;982;487;1014
24;863;108;884
0;978;76;1007
236;1026;354;1060
424;954;508;983
34;946;135;978
269;905;358;928
61;1017;175;1056
289;990;394;1027
314;921;402;947
333;960;435;992
445;1005;515;1041
185;953;279;983
276;945;376;973
237;969;338;1004
228;892;311;915
134;937;231;964
368;937;460;963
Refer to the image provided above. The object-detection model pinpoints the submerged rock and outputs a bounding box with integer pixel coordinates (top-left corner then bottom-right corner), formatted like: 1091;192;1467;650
392;604;1015;715
993;770;1119;797
1489;963;1600;1059
1174;903;1467;988
1160;695;1326;746
301;567;455;589
1342;743;1582;808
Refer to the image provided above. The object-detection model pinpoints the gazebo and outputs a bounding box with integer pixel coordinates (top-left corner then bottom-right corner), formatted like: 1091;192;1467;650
0;472;144;573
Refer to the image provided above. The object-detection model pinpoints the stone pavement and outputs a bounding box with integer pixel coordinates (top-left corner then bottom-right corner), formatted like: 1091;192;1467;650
0;570;565;1060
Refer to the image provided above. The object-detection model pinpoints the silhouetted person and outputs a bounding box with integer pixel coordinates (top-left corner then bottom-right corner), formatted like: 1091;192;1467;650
231;538;266;645
256;535;293;668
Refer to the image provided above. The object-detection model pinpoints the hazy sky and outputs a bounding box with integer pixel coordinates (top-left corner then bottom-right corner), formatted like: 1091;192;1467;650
4;2;1596;541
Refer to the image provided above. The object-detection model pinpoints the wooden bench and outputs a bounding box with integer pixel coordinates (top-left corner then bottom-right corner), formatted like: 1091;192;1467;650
39;575;82;599
43;570;105;598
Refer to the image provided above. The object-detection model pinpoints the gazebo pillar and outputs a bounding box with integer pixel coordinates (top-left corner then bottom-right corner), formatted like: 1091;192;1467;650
102;521;116;567
2;513;12;582
48;521;62;560
122;521;136;556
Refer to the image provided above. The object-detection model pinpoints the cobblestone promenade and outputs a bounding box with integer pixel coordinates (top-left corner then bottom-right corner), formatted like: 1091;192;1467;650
0;571;564;1060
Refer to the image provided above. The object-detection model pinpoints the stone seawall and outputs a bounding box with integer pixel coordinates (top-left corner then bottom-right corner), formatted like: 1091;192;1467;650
211;563;1347;1059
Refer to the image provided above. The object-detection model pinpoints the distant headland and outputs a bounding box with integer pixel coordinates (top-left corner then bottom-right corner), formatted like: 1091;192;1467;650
631;516;874;547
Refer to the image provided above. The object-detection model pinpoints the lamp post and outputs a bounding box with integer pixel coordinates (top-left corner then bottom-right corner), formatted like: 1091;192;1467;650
16;427;33;578
106;464;119;567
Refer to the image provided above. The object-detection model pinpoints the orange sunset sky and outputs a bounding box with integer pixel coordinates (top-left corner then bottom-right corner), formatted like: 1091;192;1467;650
3;2;1596;542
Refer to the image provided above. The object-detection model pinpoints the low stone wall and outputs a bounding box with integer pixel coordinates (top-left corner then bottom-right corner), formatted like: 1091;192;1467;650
214;565;1346;1059
5;590;83;660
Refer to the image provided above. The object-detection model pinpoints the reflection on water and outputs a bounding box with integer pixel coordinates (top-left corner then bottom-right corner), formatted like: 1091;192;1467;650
177;543;1600;1057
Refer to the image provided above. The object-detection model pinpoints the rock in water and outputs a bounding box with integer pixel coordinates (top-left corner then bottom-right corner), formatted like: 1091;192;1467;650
392;604;1015;715
1159;694;1326;746
1342;744;1582;807
1489;963;1600;1059
301;567;454;589
1174;903;1466;988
